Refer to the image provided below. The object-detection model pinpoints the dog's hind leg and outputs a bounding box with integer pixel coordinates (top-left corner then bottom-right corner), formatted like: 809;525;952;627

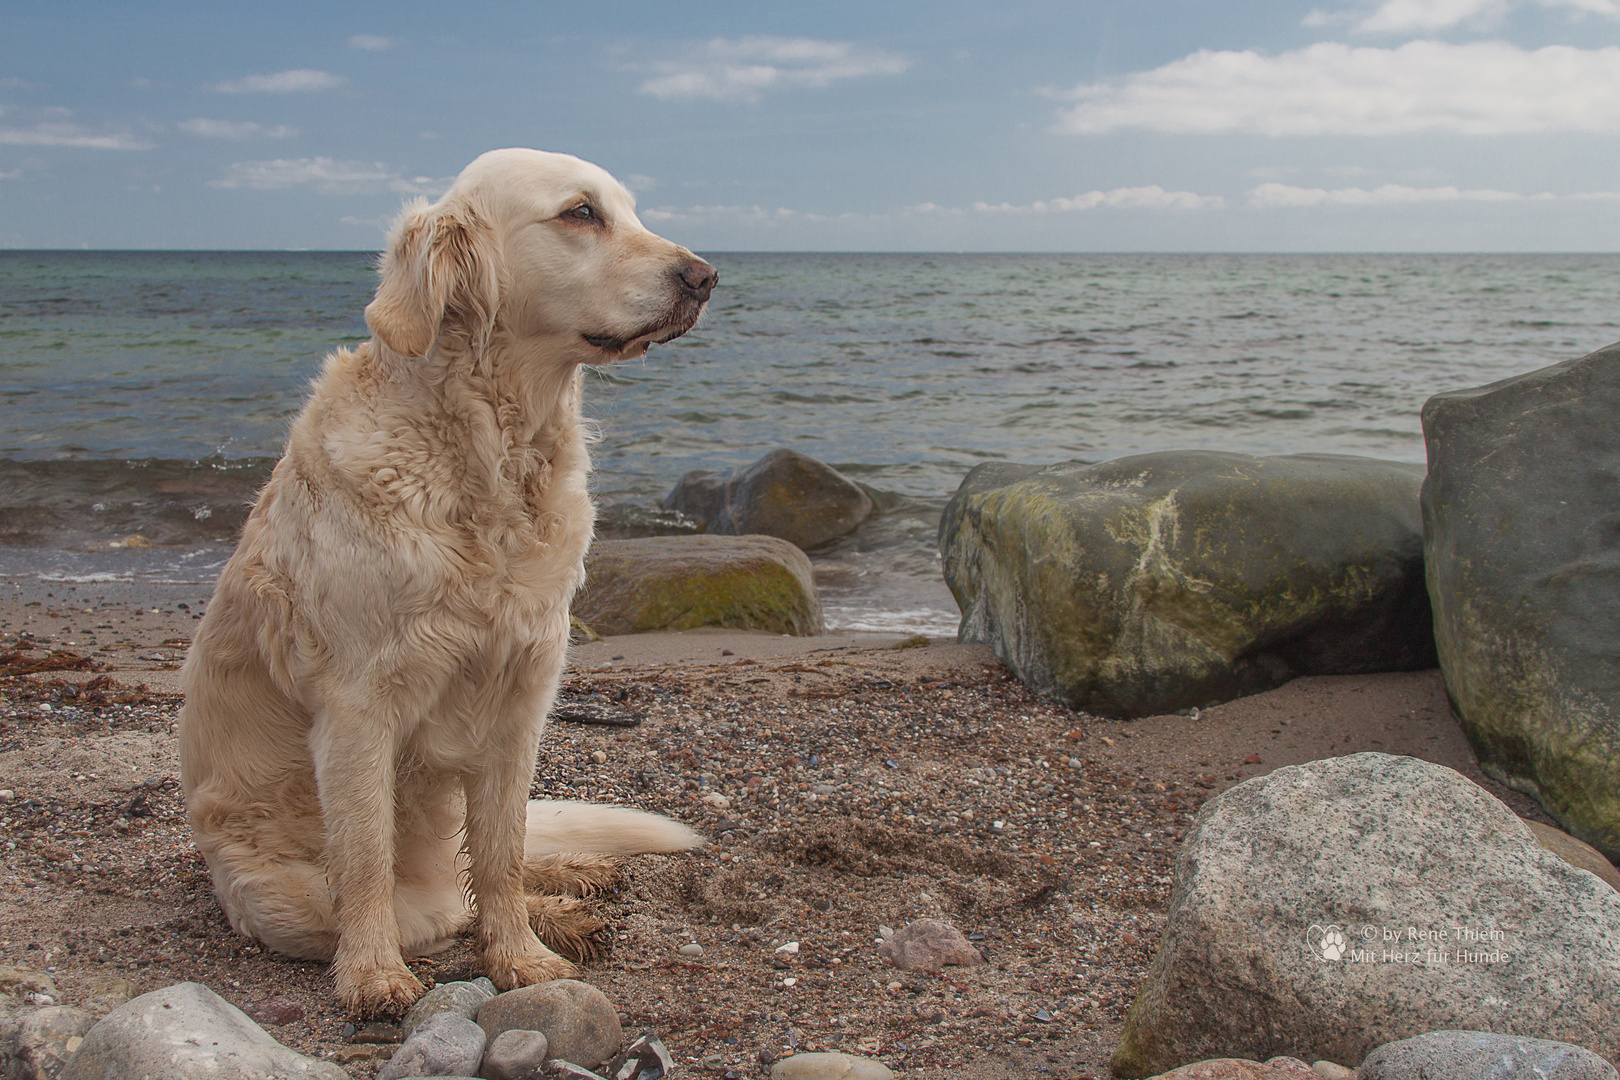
522;852;620;898
522;893;606;963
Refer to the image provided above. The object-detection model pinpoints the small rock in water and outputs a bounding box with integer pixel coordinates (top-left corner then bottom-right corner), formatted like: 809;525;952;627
478;979;623;1070
377;1012;486;1080
875;918;984;972
677;942;704;957
244;997;305;1026
603;1032;676;1080
770;1052;895;1080
401;979;497;1040
1358;1030;1620;1080
481;1028;550;1080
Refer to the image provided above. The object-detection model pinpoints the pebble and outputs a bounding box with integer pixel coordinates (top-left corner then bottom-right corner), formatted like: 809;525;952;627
478;978;624;1070
775;941;799;954
402;978;497;1040
678;942;704;957
1311;1064;1353;1079
875;918;984;972
377;1013;486;1080
602;1032;676;1080
770;1051;895;1080
481;1028;550;1080
541;1063;611;1079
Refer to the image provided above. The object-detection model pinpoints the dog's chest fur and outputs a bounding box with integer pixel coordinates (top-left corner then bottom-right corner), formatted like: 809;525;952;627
253;343;593;732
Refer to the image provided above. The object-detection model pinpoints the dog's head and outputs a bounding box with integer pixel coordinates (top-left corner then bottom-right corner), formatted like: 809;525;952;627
365;148;716;362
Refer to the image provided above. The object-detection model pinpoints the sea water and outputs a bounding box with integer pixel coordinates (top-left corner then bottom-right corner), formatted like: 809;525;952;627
3;250;1616;634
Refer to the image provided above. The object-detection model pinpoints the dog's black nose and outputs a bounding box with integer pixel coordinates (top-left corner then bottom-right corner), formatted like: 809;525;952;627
678;260;718;302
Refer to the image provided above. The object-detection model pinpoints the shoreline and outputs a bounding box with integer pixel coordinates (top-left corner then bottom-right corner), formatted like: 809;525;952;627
3;576;1604;1077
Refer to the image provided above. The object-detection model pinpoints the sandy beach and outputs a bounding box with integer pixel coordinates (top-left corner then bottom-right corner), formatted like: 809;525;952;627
0;575;1577;1079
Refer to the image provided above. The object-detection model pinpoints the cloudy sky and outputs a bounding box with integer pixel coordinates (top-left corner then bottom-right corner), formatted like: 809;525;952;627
4;0;1620;250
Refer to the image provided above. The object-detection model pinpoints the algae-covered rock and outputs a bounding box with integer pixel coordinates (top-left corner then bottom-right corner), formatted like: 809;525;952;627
1111;754;1620;1077
663;448;875;551
940;451;1434;718
574;535;822;637
1423;341;1620;862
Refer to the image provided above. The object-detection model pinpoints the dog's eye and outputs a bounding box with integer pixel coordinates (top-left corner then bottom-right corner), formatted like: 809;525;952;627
562;204;598;223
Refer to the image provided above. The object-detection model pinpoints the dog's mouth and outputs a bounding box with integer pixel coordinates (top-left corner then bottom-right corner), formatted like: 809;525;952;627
582;303;705;360
589;312;703;359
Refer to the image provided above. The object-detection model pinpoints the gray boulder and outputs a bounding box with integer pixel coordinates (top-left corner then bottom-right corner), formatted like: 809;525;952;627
663;449;875;551
1357;1031;1618;1080
378;1013;486;1080
575;535;823;637
402;979;497;1041
481;1028;549;1080
940;452;1434;717
59;981;346;1080
477;979;622;1071
1422;341;1620;861
1112;754;1620;1078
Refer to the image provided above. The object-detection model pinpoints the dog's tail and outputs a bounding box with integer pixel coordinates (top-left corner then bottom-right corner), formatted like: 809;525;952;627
523;800;703;858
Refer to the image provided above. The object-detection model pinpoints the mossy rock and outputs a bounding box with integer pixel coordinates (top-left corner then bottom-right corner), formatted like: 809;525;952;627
940;451;1435;718
575;535;822;637
1423;340;1620;861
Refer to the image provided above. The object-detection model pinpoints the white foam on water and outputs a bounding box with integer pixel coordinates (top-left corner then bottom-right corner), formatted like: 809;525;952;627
823;606;962;637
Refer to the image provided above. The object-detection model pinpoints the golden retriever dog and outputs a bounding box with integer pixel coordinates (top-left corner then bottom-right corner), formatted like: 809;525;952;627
178;148;716;1014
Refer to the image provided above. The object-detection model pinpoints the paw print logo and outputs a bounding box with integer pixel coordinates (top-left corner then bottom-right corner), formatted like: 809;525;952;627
1306;923;1348;961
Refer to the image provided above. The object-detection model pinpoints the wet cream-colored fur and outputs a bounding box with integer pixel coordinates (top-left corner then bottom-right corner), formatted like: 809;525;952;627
179;149;715;1015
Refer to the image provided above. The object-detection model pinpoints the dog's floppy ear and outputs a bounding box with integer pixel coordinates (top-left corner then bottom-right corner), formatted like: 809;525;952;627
365;196;501;358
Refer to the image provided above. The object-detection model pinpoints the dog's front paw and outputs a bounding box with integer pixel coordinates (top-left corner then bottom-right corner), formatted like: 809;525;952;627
484;941;578;990
332;961;426;1017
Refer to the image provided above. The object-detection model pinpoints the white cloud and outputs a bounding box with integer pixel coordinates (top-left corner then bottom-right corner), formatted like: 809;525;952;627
975;186;1225;213
0;123;151;150
638;37;907;101
1248;181;1541;206
348;35;395;51
211;69;345;94
210;157;448;194
1359;0;1506;30
1056;40;1620;136
179;118;296;139
1356;0;1617;31
641;203;804;222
